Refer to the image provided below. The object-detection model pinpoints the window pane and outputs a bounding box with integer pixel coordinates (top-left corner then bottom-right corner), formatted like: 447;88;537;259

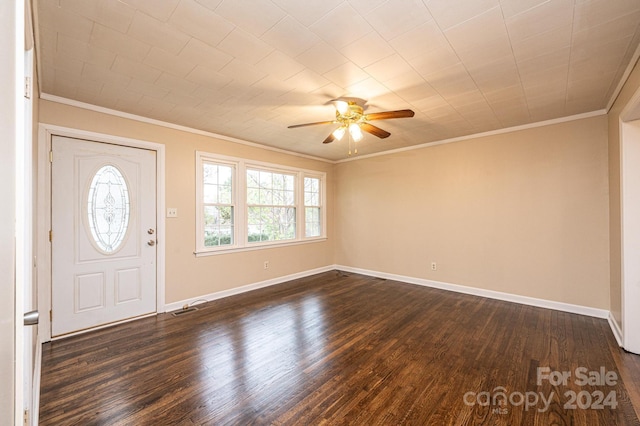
204;206;234;247
304;177;320;207
247;206;296;243
204;183;218;203
305;207;321;237
87;165;130;253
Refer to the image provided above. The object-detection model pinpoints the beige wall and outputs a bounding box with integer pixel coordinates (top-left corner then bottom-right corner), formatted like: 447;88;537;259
334;116;610;309
39;97;614;312
39;99;334;304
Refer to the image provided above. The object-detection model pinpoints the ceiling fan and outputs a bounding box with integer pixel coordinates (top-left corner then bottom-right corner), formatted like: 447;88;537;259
288;99;415;149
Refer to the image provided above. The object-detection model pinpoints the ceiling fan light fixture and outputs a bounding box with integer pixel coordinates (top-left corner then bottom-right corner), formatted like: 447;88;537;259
335;100;349;115
332;126;346;141
349;122;363;142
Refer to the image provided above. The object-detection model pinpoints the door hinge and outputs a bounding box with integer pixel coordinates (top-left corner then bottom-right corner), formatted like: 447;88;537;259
49;150;53;163
49;230;52;242
49;310;52;321
24;76;31;99
23;409;28;425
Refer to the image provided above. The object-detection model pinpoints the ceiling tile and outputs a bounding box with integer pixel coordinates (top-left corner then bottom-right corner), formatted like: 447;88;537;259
505;0;574;42
517;47;570;80
444;7;513;68
295;42;349;75
511;25;572;62
407;45;460;77
216;0;286;37
90;23;152;61
127;11;189;55
364;0;433;40
144;47;196;78
82;62;131;88
572;10;640;48
500;0;552;19
574;0;640;33
393;81;440;103
310;3;374;49
261;16;322;57
126;78;170;99
345;77;390;99
322;61;370;88
365;54;415;83
425;0;500;30
270;0;343;26
256;50;306;81
154;72;199;94
424;63;479;99
57;34;116;69
185;65;233;90
62;0;135;33
121;0;180;22
38;1;94;43
467;56;521;93
162;91;202;108
217;28;275;65
284;69;331;93
388;20;450;61
218;59;267;86
381;68;429;94
340;32;395;68
178;38;233;72
168;0;235;48
111;55;162;82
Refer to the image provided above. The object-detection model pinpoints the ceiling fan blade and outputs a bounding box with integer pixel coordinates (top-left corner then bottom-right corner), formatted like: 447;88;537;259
322;133;336;144
360;123;391;139
288;120;335;129
365;109;415;121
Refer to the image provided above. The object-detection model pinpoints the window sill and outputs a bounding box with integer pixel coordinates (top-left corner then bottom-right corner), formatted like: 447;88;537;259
194;237;328;257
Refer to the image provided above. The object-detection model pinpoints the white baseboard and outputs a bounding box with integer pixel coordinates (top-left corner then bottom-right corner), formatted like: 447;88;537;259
608;312;623;347
336;265;611;319
164;265;336;312
164;263;618;345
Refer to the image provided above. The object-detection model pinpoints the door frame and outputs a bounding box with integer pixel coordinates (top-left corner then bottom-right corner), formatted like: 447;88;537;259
37;124;166;342
619;84;640;354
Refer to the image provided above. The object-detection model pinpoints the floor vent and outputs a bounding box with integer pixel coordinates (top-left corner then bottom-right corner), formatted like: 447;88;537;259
172;307;199;317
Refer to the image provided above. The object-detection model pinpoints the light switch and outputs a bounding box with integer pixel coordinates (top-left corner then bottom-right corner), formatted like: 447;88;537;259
167;208;178;218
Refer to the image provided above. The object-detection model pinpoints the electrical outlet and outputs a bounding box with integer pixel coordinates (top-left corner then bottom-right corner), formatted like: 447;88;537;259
167;208;178;218
264;261;269;270
431;262;437;271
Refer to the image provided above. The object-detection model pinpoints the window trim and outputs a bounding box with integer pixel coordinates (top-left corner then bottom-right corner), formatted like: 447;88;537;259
195;151;326;256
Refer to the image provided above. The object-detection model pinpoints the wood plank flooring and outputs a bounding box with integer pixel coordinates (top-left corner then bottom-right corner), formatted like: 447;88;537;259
40;271;640;425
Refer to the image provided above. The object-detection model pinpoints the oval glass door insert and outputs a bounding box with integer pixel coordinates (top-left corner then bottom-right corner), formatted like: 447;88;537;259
87;165;130;253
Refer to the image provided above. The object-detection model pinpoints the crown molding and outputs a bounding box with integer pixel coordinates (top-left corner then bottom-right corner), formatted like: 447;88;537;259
39;93;335;164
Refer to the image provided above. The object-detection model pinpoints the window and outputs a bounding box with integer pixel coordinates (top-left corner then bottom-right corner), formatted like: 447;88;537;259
87;164;130;253
304;177;321;237
247;168;296;243
196;152;326;255
202;162;234;248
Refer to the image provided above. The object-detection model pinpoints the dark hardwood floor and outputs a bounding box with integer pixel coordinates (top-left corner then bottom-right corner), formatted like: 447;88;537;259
40;271;640;425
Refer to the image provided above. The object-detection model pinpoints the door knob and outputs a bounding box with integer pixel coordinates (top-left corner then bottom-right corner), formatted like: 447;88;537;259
148;229;155;234
24;310;39;326
148;240;156;246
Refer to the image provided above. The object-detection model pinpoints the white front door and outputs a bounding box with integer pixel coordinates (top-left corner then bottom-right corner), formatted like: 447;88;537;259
51;136;157;337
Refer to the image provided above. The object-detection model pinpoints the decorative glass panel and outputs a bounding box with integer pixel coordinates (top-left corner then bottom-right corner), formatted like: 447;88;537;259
87;165;130;253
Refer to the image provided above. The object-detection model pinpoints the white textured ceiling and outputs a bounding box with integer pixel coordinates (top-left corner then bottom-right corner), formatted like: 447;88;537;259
35;0;640;161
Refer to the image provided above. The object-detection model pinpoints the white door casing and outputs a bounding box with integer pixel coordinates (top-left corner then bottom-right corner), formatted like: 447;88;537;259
51;136;157;337
621;120;640;354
